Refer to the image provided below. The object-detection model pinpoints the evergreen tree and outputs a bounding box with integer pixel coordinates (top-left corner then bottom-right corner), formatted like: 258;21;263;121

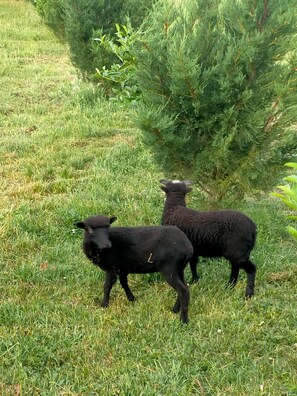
136;0;297;200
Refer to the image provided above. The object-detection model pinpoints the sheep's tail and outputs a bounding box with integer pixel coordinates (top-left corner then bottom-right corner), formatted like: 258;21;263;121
249;228;257;254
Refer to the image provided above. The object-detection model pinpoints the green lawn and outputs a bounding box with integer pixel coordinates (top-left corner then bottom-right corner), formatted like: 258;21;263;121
0;1;296;395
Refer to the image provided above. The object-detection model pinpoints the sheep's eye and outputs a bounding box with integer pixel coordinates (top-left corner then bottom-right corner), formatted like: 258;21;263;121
87;227;93;234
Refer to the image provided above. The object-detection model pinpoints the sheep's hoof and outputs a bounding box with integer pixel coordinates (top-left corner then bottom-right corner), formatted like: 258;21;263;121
98;299;109;308
245;288;254;299
128;296;136;302
226;282;236;290
191;277;200;284
181;317;189;324
172;304;180;314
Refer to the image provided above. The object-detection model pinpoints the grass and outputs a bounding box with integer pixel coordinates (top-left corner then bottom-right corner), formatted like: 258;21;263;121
1;1;297;395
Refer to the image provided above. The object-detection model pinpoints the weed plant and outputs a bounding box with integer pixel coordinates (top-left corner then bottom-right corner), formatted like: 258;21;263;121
0;2;296;395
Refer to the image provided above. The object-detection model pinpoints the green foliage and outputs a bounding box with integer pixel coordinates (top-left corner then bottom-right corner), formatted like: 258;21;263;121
33;0;65;39
33;0;155;77
272;162;297;240
94;23;141;104
136;0;297;201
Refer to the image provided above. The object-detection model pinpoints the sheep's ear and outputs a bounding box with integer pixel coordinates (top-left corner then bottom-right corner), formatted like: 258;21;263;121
160;179;170;192
160;179;170;185
75;221;85;229
183;180;193;192
110;216;117;224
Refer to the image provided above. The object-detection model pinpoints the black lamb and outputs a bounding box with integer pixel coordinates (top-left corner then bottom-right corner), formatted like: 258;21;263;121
160;180;257;298
76;214;193;323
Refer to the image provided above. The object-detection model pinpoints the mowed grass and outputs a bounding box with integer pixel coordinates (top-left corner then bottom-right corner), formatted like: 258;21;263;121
1;1;297;395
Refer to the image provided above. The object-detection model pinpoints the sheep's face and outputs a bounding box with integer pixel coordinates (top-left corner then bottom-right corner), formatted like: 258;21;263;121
76;215;117;250
160;179;192;195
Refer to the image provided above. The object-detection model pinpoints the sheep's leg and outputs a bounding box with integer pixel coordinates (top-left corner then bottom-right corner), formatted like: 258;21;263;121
190;253;200;283
229;264;240;287
172;297;180;314
101;271;116;308
241;260;256;298
161;270;190;324
172;269;187;313
119;272;136;302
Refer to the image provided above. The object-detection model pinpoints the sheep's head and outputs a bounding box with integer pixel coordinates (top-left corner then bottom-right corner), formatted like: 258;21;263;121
76;215;117;250
160;179;193;194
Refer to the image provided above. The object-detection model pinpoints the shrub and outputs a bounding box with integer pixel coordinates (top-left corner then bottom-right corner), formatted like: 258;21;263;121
33;0;155;77
272;162;297;240
136;0;297;201
33;0;65;39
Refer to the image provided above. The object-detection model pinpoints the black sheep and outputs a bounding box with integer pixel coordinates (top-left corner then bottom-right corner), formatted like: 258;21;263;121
76;215;193;323
160;180;257;298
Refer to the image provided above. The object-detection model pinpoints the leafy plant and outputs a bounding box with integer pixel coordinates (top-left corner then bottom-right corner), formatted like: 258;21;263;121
94;23;141;104
271;162;297;240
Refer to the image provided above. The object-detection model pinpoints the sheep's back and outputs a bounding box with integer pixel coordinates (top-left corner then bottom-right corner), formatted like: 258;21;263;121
96;226;193;273
162;207;256;259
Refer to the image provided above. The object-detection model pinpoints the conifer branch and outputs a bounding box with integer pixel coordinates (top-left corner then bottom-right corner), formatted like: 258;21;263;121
257;0;269;32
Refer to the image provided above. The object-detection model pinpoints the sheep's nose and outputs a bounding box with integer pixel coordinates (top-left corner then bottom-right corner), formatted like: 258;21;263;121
99;241;112;249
